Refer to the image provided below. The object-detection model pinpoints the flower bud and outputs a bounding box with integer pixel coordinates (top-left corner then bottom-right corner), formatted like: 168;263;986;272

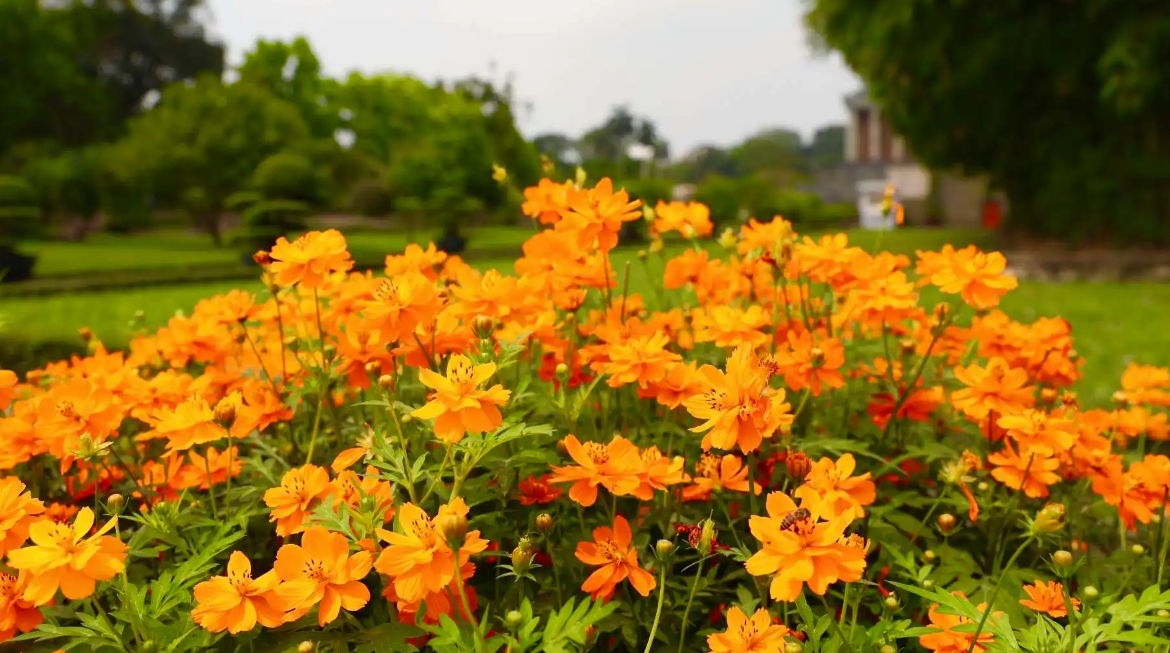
1053;550;1074;568
536;513;554;534
649;235;665;253
786;451;811;481
937;513;956;534
1040;387;1058;404
134;309;145;320
436;512;468;549
575;167;588;188
214;396;237;424
378;374;395;390
1112;390;1129;407
922;579;935;590
642;205;656;222
785;642;804;653
556;439;569;455
79;327;93;343
140;642;156;653
698;518;717;554
899;338;916;356
637;249;648;260
511;544;535;576
1034;502;1066;534
923;550;937;563
473;316;495;340
977;481;989;492
1132;543;1146;555
492;163;509;184
718;228;738;250
1059;391;1078;408
880;646;897;653
253;250;271;266
505;609;524;631
363;361;380;374
555;363;569;381
932;302;951;323
540;155;554;175
1082;586;1099;602
884;595;899;610
400;414;413;424
297;642;315;653
656;539;675;558
584;624;596;646
107;494;124;515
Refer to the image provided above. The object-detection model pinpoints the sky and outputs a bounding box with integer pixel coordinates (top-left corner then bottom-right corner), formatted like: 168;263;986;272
206;0;861;155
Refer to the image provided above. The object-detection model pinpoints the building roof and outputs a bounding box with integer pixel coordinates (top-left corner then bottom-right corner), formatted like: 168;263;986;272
844;88;873;111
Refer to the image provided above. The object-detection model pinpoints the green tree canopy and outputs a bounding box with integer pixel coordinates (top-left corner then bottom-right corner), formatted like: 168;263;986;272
806;0;1170;244
237;37;341;140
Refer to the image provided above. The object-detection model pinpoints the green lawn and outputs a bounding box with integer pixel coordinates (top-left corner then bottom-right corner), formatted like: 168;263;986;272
3;227;1163;404
24;225;532;277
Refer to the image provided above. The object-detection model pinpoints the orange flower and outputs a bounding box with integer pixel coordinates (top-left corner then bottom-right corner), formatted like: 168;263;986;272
639;361;703;410
385;242;448;280
517;475;563;505
272;526;372;626
149;396;227;452
683;453;759;502
331;439;371;474
548;435;643;507
745;491;866;602
684;345;794;453
738;217;792;257
774;331;846;396
34;378;123;462
707;606;789;653
522;178;571;225
692;305;771;349
997;409;1076;457
598;332;681;388
663;248;710;289
794;454;876;521
8;507;127;605
634;446;690;499
177;446;242;490
331;466;396;525
919;594;995;653
574;515;656;600
653;200;713;238
0;478;45;557
868;386;943;429
556;178;642;252
0;370;16;410
263;464;332;537
0;572;42;641
988;442;1060;498
952;357;1035;420
1020;580;1079;618
359;271;441;345
923;245;1017;310
374;498;489;604
230;382;293;439
269;229;354;289
191;551;285;633
411;354;511;443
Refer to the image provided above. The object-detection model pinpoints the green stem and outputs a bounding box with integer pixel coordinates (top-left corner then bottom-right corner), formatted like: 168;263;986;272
911;491;947;543
677;558;704;653
968;536;1033;653
225;442;233;515
643;565;668;653
881;319;947;440
421;445;453;504
452;548;483;652
305;395;323;465
204;448;218;519
818;592;857;653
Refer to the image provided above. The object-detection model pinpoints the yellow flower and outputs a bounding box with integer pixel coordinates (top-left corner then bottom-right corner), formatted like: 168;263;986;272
8;508;127;605
412;354;511;443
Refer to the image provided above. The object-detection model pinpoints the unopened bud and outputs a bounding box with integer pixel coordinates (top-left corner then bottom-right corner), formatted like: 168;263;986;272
648;235;665;253
880;645;897;653
492;163;508;184
1113;390;1129;406
786;452;811;481
364;361;380;374
575;166;588;188
107;494;124;515
931;303;951;326
140;642;156;653
214;397;237;424
1053;550;1074;568
1040;387;1058;404
718;228;738;249
473;316;495;339
436;512;468;549
1082;586;1099;602
253;250;271;266
899;338;916;356
937;513;956;534
1132;544;1146;555
79;327;93;343
400;414;413;424
511;544;535;575
785;642;804;653
556;439;569;455
1034;503;1066;534
884;595;899;610
924;550;937;563
297;641;315;653
555;363;569;381
134;309;145;320
378;374;395;390
656;539;675;558
536;513;554;533
270;284;282;296
540;155;554;175
698;518;717;553
505;609;524;631
922;579;935;590
637;249;647;260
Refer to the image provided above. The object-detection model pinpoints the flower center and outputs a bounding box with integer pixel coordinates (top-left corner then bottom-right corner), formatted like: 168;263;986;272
696;454;719;479
737;620;759;642
598;540;623;563
302;558;330;583
448;357;475;385
56;399;81;421
410;515;436;541
702;388;729;411
584;442;609;465
372;279;399;303
228;567;252;593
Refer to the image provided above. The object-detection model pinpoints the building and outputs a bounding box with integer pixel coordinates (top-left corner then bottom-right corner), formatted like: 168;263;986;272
814;88;999;228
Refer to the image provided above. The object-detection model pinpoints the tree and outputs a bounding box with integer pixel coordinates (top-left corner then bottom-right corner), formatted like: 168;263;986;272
110;76;310;244
452;75;541;188
731;128;807;183
805;125;845;170
670;145;737;183
237;37;341;140
806;0;1170;244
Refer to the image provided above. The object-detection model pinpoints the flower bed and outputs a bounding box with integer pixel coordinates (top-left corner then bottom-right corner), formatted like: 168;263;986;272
1;176;1169;652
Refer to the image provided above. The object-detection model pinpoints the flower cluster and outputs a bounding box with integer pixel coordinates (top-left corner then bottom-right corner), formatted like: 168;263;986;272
0;173;1164;653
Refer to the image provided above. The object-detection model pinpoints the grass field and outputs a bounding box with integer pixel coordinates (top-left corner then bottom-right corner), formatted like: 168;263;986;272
3;227;1164;404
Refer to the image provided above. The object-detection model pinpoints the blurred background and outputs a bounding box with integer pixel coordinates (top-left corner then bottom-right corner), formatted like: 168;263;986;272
2;0;1170;404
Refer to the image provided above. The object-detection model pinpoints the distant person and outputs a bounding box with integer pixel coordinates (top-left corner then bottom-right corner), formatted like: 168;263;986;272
436;223;467;254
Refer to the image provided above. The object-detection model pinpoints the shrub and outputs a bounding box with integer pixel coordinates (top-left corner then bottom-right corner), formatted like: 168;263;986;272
0;175;42;246
2;176;1169;653
252;151;322;205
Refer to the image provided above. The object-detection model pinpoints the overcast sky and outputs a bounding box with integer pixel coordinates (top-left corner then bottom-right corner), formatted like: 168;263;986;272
207;0;861;154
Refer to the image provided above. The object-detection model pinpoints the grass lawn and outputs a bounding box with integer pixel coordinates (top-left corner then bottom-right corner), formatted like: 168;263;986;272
24;225;532;277
3;227;1163;404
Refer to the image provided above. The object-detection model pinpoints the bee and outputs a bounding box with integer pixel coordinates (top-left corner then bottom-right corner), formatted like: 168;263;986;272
780;507;811;531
